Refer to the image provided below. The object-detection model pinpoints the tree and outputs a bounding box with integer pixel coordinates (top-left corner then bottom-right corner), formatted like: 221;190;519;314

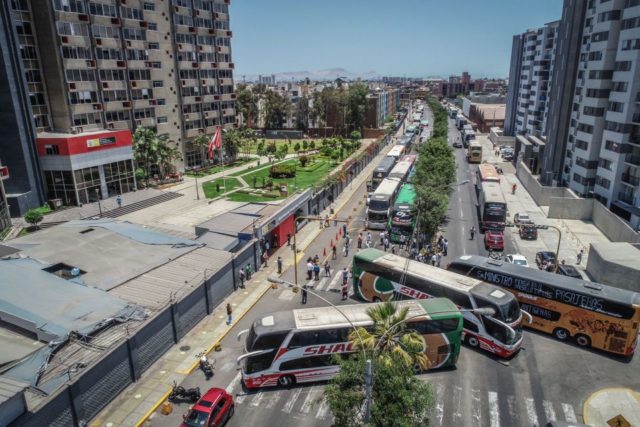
350;130;362;142
264;91;290;129
24;209;44;229
222;128;241;161
347;82;368;132
156;134;182;177
302;140;308;151
293;142;301;153
132;127;160;187
191;133;210;167
310;91;325;128
295;95;310;131
256;140;266;156
309;140;316;150
236;84;259;127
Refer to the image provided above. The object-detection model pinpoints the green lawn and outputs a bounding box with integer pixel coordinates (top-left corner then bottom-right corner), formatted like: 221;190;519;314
185;158;254;178
202;177;242;198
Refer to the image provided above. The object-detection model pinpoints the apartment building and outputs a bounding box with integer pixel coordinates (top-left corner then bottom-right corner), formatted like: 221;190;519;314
2;0;236;208
562;0;640;228
504;21;559;138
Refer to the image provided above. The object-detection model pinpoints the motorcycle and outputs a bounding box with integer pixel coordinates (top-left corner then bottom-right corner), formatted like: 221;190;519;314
169;381;200;403
488;251;503;261
196;351;215;379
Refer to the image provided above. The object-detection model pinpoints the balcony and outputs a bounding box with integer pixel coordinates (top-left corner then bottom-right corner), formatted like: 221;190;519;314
621;174;640;186
633;113;640;124
625;155;640;167
617;191;635;204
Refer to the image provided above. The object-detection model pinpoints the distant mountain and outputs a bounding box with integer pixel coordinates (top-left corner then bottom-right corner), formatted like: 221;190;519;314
239;68;380;82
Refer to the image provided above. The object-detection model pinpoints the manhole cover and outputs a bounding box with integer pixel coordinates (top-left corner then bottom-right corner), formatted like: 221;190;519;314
179;345;190;352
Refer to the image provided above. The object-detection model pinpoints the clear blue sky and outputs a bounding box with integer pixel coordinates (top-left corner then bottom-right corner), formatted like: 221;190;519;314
230;0;562;78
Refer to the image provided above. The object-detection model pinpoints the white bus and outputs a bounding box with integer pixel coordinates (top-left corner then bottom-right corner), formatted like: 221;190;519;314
367;177;402;229
387;144;406;160
388;159;415;182
237;298;464;389
478;181;507;231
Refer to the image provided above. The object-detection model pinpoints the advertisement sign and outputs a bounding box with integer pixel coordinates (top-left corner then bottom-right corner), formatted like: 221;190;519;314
87;136;117;148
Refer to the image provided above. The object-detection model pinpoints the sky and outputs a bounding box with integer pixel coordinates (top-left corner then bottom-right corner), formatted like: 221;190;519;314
230;0;562;79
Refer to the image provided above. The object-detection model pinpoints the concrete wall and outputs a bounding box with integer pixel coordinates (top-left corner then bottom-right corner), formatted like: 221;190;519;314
586;243;640;291
592;200;640;244
516;161;572;206
547;197;594;220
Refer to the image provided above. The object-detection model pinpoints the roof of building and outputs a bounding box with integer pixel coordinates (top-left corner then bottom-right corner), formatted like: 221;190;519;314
0;376;29;406
474;104;506;121
197;212;259;236
196;232;240;252
230;203;268;216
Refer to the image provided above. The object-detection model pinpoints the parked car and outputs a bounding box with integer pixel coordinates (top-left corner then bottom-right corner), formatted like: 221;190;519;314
453;141;463;148
513;212;534;225
535;251;556;269
519;224;538;240
181;388;235;427
505;254;529;268
556;264;583;279
484;231;504;251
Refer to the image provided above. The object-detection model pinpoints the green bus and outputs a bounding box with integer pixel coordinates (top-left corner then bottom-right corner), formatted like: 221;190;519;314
388;184;416;243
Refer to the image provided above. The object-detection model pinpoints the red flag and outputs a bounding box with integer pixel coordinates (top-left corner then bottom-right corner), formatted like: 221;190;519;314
207;127;221;160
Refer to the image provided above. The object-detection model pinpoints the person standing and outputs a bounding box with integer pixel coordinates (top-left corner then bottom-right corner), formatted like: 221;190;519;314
262;251;269;267
343;243;349;257
577;249;584;265
265;240;270;256
391;245;396;255
443;239;448;256
342;223;347;237
287;233;292;246
116;194;122;208
314;262;320;281
357;233;363;249
245;264;252;280
324;261;331;277
431;253;437;266
341;282;349;300
301;285;308;304
342;267;349;285
226;303;233;325
277;256;283;274
239;268;245;288
307;261;314;280
383;237;390;252
436;252;442;267
470;226;476;240
366;231;372;248
332;245;337;260
379;231;385;246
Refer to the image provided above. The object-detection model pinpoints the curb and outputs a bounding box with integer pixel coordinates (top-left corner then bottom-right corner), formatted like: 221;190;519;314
583;387;640;426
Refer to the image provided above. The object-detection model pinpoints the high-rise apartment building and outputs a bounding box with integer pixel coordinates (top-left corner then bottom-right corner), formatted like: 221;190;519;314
504;21;559;138
1;0;236;210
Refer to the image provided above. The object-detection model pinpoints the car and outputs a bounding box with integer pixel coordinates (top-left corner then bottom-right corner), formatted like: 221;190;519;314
519;224;538;240
535;251;556;269
181;388;235;427
556;264;583;279
484;231;504;251
453;141;463;148
513;212;534;225
505;254;529;268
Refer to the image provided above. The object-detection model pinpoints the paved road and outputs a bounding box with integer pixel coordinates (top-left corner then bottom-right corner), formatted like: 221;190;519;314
153;110;640;427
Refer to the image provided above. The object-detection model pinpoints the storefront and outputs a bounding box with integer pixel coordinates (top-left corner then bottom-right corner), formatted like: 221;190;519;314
36;130;136;206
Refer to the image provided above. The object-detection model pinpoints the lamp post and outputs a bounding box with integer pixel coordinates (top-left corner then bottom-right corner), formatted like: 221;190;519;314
505;222;562;272
94;188;102;217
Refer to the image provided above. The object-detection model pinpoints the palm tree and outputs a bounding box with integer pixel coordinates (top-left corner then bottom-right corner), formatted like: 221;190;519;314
191;133;210;168
349;302;430;371
132;127;159;188
156;134;182;178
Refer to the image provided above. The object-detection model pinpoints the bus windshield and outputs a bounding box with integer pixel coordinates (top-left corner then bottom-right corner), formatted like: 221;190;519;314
484;202;506;223
484;317;522;346
369;199;390;211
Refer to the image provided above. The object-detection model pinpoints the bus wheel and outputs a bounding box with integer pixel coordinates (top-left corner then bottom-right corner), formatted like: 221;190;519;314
373;297;382;303
575;334;591;348
553;328;570;341
278;375;296;387
466;335;479;348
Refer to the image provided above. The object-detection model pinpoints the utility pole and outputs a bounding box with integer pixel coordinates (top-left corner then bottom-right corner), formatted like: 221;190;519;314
364;358;373;422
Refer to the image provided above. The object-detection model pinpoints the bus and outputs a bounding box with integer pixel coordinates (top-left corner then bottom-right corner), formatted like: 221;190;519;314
405;125;418;136
398;135;414;151
387;144;406;160
388;184;416;243
369;156;396;191
447;255;640;356
467;140;483;163
237;298;463;389
388;159;415;182
476;163;501;184
367;178;402;229
478;181;507;231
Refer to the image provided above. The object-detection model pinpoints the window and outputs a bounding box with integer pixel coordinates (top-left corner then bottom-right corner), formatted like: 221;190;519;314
92;25;120;39
95;48;122;60
123;28;145;41
56;22;89;36
153;80;164;88
598;158;613;171
621;39;640;51
596;176;611;189
605;140;623;152
288;328;350;348
61;46;92;59
585;88;610;98
588;69;613;79
588;51;603;61
607;101;624;113
576;123;593;134
173;14;193;26
121;6;143;20
45;145;60;155
157;116;168;124
131;88;153;100
611;81;628;92
583;106;604;117
89;2;117;17
105;110;131;122
69;91;98;104
133;108;155;119
72;112;102;126
614;61;632;71
621;17;640;30
575;139;589;150
604;121;631;133
463;319;479;333
279;355;334;371
65;69;96;82
53;0;85;13
128;69;151;81
102;90;128;102
148;22;157;31
147;42;160;50
598;10;621;22
143;2;155;11
591;31;609;42
411;318;460;335
99;69;126;80
126;49;148;61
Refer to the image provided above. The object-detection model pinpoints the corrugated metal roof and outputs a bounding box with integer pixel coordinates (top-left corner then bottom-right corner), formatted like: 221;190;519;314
197;212;258;236
0;376;28;405
197;232;240;252
231;203;267;215
108;247;233;310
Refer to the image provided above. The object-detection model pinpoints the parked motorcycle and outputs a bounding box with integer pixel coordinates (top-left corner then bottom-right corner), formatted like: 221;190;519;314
169;381;201;403
196;351;215;379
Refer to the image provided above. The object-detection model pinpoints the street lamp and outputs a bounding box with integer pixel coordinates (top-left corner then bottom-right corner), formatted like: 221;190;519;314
94;188;102;217
505;222;562;272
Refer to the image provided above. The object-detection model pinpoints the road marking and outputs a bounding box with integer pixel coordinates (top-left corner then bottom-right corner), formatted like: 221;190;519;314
278;290;294;300
300;386;321;414
225;372;241;394
452;386;463;424
316;396;330;419
282;388;303;413
470;389;482;426
250;390;264;407
434;382;444;425
525;398;538;426
326;271;343;292
315;277;328;290
543;400;557;422
561;403;577;422
488;391;500;427
264;390;282;409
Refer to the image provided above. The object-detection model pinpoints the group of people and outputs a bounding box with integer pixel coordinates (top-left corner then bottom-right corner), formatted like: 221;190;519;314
306;254;331;281
238;263;254;288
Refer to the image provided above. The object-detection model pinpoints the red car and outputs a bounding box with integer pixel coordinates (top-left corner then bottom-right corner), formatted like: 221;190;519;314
181;388;234;427
484;231;504;251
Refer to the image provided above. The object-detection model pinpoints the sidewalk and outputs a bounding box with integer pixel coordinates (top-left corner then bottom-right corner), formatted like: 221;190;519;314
583;388;640;426
91;136;395;427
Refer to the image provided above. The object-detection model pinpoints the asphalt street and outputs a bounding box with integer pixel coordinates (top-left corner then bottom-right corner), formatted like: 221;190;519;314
154;108;640;427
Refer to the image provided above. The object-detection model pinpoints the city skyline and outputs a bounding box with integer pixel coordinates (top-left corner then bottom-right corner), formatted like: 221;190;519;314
230;0;562;78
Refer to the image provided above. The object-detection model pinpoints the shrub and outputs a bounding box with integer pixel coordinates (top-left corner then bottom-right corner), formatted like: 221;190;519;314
135;168;146;181
321;146;333;157
24;209;44;229
299;155;309;167
309;141;316;150
269;163;296;178
294;142;301;152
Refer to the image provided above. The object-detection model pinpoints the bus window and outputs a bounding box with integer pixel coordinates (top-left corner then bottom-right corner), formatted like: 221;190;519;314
245;350;276;374
411;318;460;334
484;317;521;346
251;332;289;351
280;355;333;371
463;319;479;333
288;328;350;348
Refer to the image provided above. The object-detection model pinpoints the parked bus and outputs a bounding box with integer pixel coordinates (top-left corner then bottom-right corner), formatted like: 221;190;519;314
388;159;415;182
447;255;640;356
237;298;463;389
388;184;416;243
467;140;483;163
405;125;418;136
367;178;402;230
398;135;414;150
387;145;406;160
478;181;507;231
352;249;524;357
476;163;501;184
456;116;468;130
369;156;396;191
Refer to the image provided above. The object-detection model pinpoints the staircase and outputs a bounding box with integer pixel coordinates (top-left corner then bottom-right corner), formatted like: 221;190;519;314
88;191;183;219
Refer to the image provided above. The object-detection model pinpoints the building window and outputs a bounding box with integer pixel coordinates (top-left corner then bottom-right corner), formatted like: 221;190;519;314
69;91;98;104
575;139;589;150
611;81;628;92
143;2;155;11
45;145;60;155
89;2;117;17
595;176;611;189
576;123;593;134
591;31;609;42
621;39;640;51
157;116;168;124
583;106;604;117
53;0;85;13
598;10;621;22
614;61;632;71
607;101;624;113
598;158;613;171
153;80;164;88
588;51;603;61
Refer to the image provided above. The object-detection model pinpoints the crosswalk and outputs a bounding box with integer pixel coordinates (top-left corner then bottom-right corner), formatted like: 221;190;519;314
230;377;581;426
278;272;346;300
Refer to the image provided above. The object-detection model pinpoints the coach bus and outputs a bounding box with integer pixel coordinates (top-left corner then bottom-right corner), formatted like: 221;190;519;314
366;178;402;230
388;184;416;243
467;141;483;163
387;144;406;160
388;158;415;182
476;163;501;184
237;298;463;389
478;181;507;231
369;156;396;191
352;249;525;358
447;255;640;356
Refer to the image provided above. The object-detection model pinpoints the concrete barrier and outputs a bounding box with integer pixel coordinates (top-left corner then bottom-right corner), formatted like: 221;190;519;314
592;200;640;244
548;197;594;220
516;161;572;206
586;242;640;291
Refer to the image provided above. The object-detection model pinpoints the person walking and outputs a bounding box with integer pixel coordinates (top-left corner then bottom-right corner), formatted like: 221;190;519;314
262;251;269;267
357;233;363;249
277;256;283;274
436;252;442;267
226;303;233;325
287;233;292;246
116;194;122;208
343;243;349;257
332;245;337;260
366;231;372;248
239;268;245;288
577;249;584;265
391;245;396;255
324;260;331;277
443;239;449;256
314;262;320;281
324;214;330;228
301;286;308;304
307;261;314;280
383;237;390;252
431;253;437;266
341;282;349;300
470;226;476;240
246;264;252;280
342;267;349;285
379;231;385;246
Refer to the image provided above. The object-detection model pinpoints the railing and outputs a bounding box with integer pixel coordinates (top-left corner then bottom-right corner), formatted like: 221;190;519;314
621;174;640;186
618;191;635;204
625;155;640;166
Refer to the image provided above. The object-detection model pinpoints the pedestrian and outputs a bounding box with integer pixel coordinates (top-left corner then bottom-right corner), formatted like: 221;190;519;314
314;262;320;281
357;233;363;249
287;233;292;246
341;282;349;300
262;251;269;267
301;285;308;304
443;239;448;256
265;240;270;256
332;245;337;260
342;267;349;285
343;243;349;257
470;226;476;240
400;234;406;249
431;253;437;266
577;249;584;265
379;231;385;246
313;254;320;264
342;223;347;237
345;233;351;247
391;245;396;255
245;264;252;280
307;261;313;280
436;252;442;267
116;194;122;208
226;303;233;325
277;256;283;274
324;214;330;228
561;259;566;265
367;231;372;246
273;234;278;248
384;237;390;252
239;268;245;288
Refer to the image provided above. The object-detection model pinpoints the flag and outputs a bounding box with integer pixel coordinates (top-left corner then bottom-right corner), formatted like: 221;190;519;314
208;127;222;160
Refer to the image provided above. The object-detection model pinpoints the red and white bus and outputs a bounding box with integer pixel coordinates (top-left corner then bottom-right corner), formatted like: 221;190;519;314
236;299;464;389
476;163;501;184
477;181;507;231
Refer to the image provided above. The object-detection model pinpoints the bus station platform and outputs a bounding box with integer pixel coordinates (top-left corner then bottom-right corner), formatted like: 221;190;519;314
583;388;640;427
